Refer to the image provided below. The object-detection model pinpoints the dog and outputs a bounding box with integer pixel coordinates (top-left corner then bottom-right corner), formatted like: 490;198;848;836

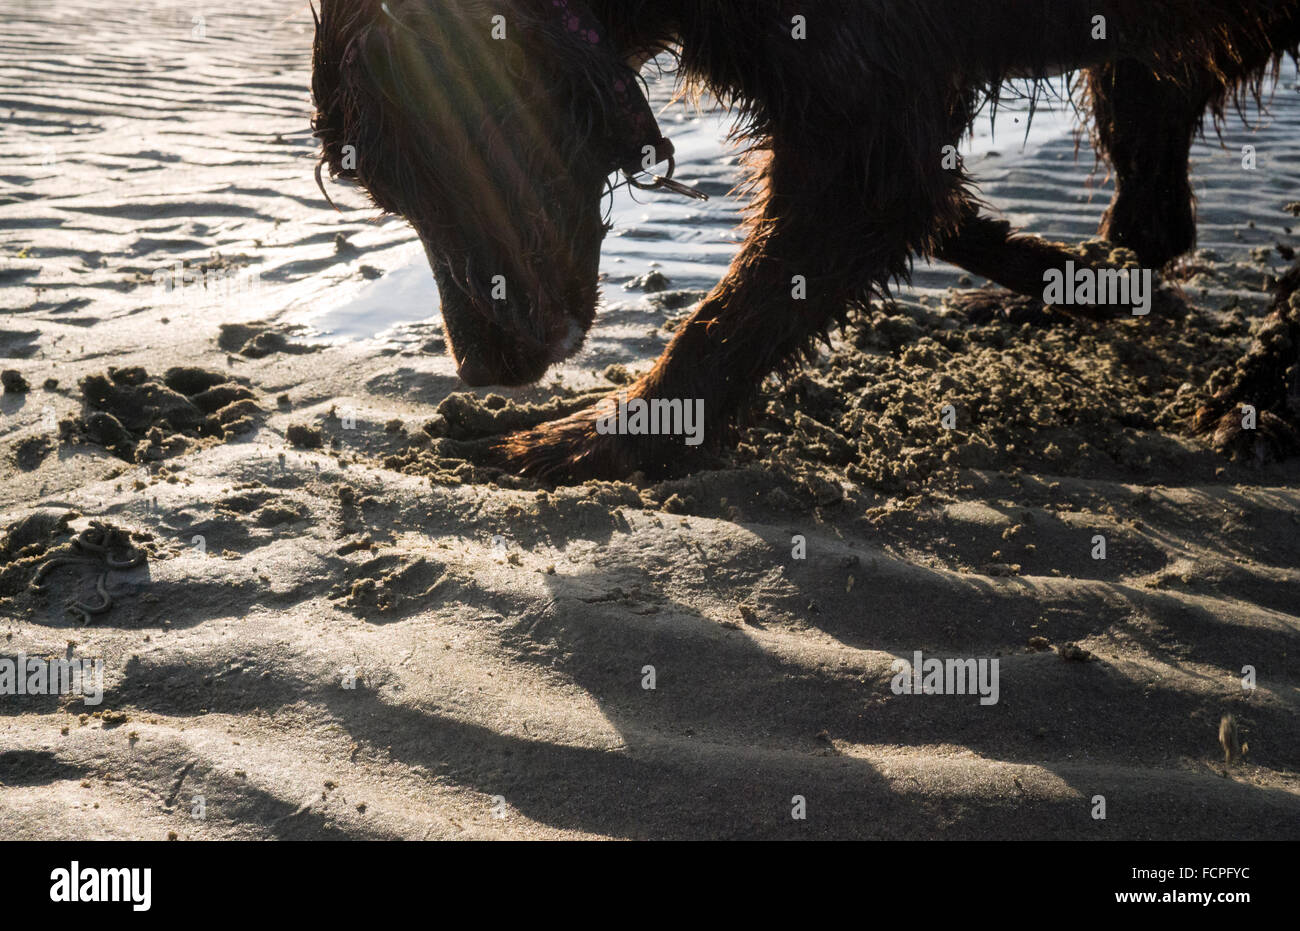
312;0;1300;480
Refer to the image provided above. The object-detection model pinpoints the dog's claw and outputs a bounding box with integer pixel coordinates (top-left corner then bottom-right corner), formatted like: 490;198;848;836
493;399;707;483
1191;274;1300;463
1194;401;1300;463
944;287;1059;326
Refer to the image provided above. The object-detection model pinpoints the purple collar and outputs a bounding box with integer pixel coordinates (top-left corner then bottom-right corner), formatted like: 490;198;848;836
548;0;707;199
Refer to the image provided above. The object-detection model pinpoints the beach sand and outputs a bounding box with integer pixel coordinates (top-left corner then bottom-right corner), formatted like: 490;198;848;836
1;0;1298;839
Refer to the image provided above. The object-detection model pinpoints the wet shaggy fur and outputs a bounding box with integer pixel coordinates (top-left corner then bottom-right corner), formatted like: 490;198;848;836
313;0;1300;480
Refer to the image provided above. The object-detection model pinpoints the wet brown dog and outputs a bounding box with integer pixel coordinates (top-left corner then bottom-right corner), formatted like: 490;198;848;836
313;0;1300;480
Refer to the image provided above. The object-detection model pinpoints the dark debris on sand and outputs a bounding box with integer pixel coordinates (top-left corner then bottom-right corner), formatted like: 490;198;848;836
0;514;150;624
218;321;323;359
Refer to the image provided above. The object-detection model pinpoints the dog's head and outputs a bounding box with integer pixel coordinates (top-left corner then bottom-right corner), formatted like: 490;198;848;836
312;0;667;386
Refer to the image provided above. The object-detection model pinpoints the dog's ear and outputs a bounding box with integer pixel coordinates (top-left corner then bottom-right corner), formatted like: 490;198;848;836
530;0;674;176
313;0;464;202
312;0;676;192
312;0;393;187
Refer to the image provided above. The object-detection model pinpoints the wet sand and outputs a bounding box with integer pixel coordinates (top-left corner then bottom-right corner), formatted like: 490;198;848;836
1;0;1298;839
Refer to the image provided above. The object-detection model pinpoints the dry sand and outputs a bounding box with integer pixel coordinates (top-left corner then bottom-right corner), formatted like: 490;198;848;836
1;0;1298;839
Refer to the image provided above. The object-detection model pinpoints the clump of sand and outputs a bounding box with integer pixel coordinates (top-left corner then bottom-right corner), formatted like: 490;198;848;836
0;510;75;606
218;321;322;359
65;366;263;463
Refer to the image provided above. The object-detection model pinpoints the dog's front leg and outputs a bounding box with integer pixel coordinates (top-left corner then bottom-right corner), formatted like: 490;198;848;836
496;151;883;482
495;248;846;482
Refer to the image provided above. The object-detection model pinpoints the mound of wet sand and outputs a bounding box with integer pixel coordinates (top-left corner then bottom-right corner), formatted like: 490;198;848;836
67;366;262;462
0;511;75;604
219;322;323;359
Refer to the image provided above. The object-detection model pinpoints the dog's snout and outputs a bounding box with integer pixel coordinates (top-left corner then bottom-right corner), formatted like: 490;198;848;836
455;356;498;387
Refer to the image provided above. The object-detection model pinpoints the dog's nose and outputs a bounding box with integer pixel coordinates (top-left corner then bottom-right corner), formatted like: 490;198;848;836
456;357;497;387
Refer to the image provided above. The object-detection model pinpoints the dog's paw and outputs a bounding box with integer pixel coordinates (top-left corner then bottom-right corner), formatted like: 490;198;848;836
491;403;705;483
944;287;1058;325
491;408;622;482
1192;284;1300;462
1193;396;1300;463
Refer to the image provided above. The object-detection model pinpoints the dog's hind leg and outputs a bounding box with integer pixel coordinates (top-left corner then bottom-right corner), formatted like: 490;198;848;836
934;205;1181;325
1193;261;1300;461
1084;61;1211;269
1087;0;1300;268
932;82;1177;325
935;57;1215;322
